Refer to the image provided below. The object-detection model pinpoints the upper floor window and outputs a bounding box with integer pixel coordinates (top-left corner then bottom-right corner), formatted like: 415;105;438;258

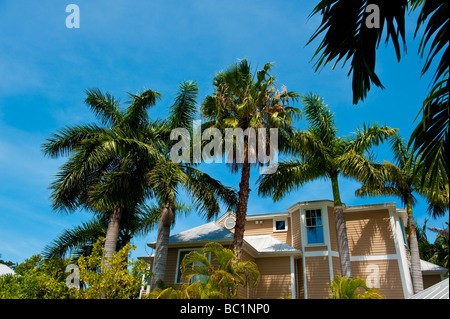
273;217;288;232
305;209;324;244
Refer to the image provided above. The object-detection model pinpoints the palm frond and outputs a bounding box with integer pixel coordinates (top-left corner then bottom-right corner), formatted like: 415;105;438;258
258;159;324;202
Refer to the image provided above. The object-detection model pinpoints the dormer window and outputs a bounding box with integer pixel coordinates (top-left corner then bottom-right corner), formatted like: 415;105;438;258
273;217;288;232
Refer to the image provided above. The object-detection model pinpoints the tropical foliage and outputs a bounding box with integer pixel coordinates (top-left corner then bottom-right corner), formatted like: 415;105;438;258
42;204;161;260
307;0;449;194
148;81;238;289
42;87;164;263
148;242;259;299
258;93;397;277
329;276;384;299
0;255;70;299
201;59;301;255
417;221;449;271
349;133;448;292
70;237;148;299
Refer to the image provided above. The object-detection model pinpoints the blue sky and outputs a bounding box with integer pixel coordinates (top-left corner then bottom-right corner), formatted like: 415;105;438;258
0;1;447;263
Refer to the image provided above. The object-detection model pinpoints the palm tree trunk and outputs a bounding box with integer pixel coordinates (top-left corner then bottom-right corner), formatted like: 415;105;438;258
104;205;122;263
151;204;174;289
331;173;352;278
233;161;251;258
406;199;423;294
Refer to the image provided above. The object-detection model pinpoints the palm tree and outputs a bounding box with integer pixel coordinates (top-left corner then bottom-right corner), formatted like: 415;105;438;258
201;59;301;255
180;242;260;298
258;93;397;278
150;242;260;299
350;133;448;293
42;88;163;263
307;0;449;193
42;203;162;261
329;276;384;299
149;81;238;289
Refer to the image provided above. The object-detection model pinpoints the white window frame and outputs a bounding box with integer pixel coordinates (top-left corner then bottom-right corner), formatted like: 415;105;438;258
300;207;329;247
175;248;210;284
273;217;288;232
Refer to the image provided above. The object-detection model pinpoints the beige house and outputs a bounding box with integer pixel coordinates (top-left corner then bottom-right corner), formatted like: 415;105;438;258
140;200;447;299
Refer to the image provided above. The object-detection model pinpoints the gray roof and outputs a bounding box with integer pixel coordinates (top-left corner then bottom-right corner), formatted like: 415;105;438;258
148;222;234;248
146;221;300;257
409;278;449;299
0;264;15;276
421;259;448;274
244;235;299;255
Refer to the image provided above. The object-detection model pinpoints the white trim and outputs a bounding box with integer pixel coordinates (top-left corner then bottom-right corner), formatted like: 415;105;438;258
301;206;329;247
290;256;296;299
247;212;289;220
389;207;414;298
343;202;397;212
305;250;402;261
300;204;331;299
273;216;288;232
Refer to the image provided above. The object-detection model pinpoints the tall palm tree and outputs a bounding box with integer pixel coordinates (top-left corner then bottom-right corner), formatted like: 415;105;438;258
201;59;301;255
307;0;449;193
348;133;448;293
258;93;397;278
43;88;163;263
149;81;238;289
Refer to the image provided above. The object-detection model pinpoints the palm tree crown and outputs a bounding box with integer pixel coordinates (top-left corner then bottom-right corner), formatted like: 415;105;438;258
201;59;301;255
258;92;397;277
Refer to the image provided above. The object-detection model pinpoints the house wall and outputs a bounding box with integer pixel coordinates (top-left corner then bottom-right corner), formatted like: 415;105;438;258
350;259;405;299
157;202;409;299
300;204;407;299
345;209;396;256
291;208;302;250
305;256;331;299
163;247;182;284
237;249;256;299
423;274;444;289
253;256;292;299
244;217;292;245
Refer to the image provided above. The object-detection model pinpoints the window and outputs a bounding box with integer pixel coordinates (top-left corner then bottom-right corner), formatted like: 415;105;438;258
305;209;324;244
273;217;288;232
175;249;209;284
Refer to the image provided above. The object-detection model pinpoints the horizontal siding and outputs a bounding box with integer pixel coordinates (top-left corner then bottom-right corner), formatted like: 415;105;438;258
244;218;292;245
345;209;396;256
291;209;302;250
351;259;405;299
163;248;180;284
305;256;331;299
254;257;292;299
328;206;338;251
237;249;256;298
423;275;443;289
296;258;304;299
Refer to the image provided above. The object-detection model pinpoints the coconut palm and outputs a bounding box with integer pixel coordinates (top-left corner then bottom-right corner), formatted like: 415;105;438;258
148;81;238;289
201;59;301;255
42;88;163;263
258;93;397;278
43;81;237;285
307;0;449;195
348;133;448;293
